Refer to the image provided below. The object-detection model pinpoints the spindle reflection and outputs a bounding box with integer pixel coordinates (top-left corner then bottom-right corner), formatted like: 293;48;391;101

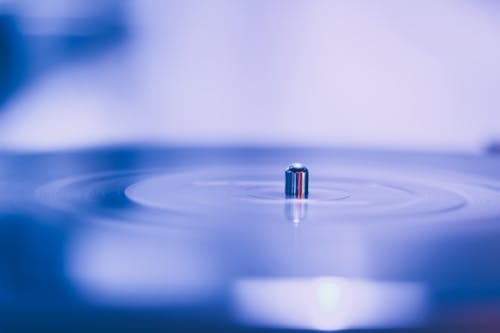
285;199;308;224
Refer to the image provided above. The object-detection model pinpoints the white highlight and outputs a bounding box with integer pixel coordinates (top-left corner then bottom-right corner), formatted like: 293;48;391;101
234;276;428;331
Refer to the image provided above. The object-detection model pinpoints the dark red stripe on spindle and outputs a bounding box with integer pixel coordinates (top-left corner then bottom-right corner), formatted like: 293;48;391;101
297;172;303;198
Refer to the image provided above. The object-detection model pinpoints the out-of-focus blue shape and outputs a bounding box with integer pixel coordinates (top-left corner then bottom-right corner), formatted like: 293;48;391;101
0;0;128;109
486;140;500;154
234;277;428;331
0;12;27;107
67;225;221;306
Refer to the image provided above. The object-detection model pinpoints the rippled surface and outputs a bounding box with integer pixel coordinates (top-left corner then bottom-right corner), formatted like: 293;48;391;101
1;147;500;332
36;164;500;225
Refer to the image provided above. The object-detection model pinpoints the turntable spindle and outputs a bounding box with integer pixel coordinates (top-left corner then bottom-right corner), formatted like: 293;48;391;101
285;163;309;199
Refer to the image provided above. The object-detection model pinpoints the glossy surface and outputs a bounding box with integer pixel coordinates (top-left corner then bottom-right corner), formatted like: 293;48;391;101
1;146;500;332
285;163;309;199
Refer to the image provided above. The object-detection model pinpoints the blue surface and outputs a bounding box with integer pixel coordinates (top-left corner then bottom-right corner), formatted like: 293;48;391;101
0;146;499;331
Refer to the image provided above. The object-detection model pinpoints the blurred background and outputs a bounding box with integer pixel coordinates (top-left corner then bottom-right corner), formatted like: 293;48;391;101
0;0;499;152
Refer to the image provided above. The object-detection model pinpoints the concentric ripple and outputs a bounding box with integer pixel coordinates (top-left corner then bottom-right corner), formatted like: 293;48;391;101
34;164;500;226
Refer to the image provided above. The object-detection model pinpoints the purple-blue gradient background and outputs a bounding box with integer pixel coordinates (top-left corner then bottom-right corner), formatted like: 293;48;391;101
0;0;499;152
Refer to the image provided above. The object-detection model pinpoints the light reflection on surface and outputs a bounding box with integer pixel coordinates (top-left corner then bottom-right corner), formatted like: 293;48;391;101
67;222;220;306
233;277;428;331
285;199;308;224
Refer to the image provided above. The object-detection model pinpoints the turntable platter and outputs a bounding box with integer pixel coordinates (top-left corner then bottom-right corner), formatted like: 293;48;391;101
1;146;500;332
